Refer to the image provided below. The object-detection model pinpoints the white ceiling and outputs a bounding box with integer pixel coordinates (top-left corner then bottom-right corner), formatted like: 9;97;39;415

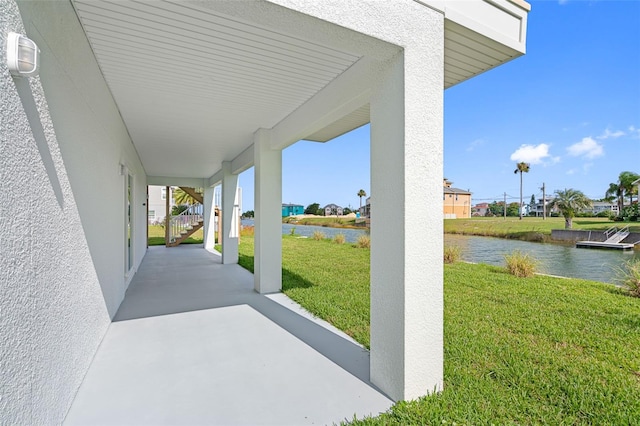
72;0;525;180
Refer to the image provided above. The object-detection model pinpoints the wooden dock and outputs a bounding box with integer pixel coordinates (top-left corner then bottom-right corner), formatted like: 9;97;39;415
576;241;636;250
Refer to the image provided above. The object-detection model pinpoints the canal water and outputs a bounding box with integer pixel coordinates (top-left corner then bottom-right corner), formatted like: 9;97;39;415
242;220;637;284
445;234;639;284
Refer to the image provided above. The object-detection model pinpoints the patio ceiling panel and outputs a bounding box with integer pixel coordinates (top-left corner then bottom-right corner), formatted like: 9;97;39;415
443;20;523;88
71;0;527;179
71;0;361;178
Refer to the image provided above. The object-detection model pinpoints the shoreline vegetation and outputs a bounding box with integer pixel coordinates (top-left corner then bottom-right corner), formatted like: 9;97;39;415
279;215;640;246
229;231;640;424
281;213;367;229
444;217;640;242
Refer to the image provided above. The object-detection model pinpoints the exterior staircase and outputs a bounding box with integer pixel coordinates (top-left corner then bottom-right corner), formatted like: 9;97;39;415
167;202;204;247
604;226;630;244
166;187;205;247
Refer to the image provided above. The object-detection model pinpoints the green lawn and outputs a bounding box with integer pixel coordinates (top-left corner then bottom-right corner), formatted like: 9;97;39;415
147;224;203;246
445;216;640;241
237;235;640;424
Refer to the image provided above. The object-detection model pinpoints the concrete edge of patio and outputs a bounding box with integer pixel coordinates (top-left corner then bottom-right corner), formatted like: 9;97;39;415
64;245;393;425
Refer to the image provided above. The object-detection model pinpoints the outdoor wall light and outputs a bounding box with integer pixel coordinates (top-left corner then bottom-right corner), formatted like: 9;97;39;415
6;32;40;77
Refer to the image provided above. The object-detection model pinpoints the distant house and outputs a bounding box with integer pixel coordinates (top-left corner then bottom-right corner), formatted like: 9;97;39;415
443;179;471;219
359;197;371;218
588;201;618;216
472;202;489;217
324;204;343;216
531;197;557;217
282;203;304;217
148;186;175;224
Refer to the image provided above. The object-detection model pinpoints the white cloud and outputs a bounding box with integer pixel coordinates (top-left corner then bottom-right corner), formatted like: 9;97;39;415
628;125;640;139
566;169;576;175
597;128;625;140
466;139;485;152
566;137;604;159
509;143;552;164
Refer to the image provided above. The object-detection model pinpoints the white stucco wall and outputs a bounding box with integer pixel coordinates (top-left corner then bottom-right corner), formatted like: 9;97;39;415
1;0;146;422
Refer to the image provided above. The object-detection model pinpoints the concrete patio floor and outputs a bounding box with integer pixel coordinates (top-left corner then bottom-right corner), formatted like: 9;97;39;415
64;244;393;425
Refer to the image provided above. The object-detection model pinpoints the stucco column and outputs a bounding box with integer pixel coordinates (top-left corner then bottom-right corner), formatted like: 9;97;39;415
253;129;282;293
221;162;239;264
203;186;216;250
369;25;444;401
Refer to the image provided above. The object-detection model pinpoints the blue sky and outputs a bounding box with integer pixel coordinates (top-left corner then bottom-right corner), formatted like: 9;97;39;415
238;0;639;212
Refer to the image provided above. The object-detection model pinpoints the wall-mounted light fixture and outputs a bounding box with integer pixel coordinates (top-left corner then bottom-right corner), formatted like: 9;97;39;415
6;32;40;77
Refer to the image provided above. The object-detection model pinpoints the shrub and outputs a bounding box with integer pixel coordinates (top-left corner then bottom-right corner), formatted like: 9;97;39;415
443;245;461;264
240;225;254;237
614;259;640;297
334;233;346;244
356;235;370;248
504;250;538;278
312;230;325;241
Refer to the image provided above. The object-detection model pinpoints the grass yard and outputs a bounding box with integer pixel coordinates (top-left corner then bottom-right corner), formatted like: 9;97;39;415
236;235;640;424
147;224;203;246
445;216;640;241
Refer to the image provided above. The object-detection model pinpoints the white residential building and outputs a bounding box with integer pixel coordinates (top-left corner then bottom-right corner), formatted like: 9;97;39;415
147;185;174;224
1;0;529;422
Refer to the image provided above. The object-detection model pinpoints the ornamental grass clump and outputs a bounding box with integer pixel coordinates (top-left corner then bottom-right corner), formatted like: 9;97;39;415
614;259;640;297
504;250;538;278
312;230;325;241
334;233;346;244
443;245;462;264
356;235;370;248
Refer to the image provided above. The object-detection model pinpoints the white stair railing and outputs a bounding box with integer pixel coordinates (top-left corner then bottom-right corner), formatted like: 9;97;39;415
169;203;203;243
605;225;629;244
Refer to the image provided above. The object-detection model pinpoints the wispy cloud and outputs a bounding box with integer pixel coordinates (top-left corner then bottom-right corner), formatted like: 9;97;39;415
566;137;604;159
510;143;552;164
566;169;576;175
558;0;569;4
466;139;485;152
628;125;640;139
597;128;625;140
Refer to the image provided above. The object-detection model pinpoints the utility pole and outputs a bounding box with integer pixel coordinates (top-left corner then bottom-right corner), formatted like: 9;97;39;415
541;182;546;220
503;192;507;220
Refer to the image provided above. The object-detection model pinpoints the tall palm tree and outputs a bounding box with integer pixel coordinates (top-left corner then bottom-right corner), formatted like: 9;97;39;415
357;189;367;211
551;188;591;229
619;171;640;206
605;182;624;216
513;162;530;220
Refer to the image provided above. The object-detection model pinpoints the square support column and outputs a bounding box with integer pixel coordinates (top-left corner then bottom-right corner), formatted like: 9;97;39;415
221;162;239;264
253;129;282;293
203;186;216;251
369;23;444;401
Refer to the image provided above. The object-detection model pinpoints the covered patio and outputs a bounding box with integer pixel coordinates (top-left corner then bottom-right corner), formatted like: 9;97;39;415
1;0;529;422
64;245;393;425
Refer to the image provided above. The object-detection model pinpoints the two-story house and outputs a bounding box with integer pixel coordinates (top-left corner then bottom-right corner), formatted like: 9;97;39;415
443;179;472;219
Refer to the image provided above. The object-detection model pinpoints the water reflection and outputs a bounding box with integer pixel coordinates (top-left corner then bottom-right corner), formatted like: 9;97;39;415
445;234;638;284
241;219;637;284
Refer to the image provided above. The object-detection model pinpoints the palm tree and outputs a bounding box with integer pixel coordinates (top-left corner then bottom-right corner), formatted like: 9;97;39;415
551;188;591;229
605;172;640;216
605;182;624;216
172;187;202;205
513;162;530;220
620;171;640;206
357;189;367;212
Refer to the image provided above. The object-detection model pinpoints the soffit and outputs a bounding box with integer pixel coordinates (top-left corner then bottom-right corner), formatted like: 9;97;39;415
72;0;524;173
72;0;361;178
